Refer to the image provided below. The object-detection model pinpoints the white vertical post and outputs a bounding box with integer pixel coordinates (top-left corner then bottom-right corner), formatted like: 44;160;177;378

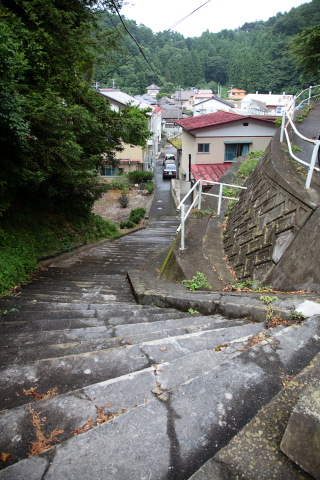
180;203;185;250
280;110;286;143
197;180;202;209
308;86;312;106
217;183;223;215
305;140;320;189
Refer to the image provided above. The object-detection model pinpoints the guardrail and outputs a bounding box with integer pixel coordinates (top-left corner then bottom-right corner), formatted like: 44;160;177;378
280;85;320;189
176;179;246;250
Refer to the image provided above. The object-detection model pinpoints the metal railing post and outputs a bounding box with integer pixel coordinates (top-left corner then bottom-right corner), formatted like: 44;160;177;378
217;183;223;215
180;203;185;250
280;110;286;143
308;86;312;106
306;140;320;189
197;180;202;209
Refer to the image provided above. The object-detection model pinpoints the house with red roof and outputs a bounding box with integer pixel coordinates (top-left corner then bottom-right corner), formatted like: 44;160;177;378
175;111;276;183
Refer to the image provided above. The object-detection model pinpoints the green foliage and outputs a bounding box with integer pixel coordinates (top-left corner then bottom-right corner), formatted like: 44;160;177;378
145;181;154;193
128;171;154;184
237;151;264;178
188;308;200;314
94;1;320;95
288;25;320;81
119;207;146;229
182;272;212;291
119;220;136;229
109;176;130;192
129;208;146;224
0;209;119;297
0;1;150;217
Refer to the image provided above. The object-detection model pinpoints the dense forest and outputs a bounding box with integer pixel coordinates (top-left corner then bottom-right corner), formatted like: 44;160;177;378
93;0;320;96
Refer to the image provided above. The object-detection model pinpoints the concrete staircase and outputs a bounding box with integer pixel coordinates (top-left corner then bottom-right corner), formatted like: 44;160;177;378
1;217;320;479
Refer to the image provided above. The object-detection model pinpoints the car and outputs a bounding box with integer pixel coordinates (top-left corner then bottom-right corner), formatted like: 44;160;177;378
163;153;175;165
163;163;177;179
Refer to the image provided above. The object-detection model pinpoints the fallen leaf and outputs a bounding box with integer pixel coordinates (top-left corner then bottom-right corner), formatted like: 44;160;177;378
159;347;167;351
213;344;228;351
0;453;12;462
105;403;112;408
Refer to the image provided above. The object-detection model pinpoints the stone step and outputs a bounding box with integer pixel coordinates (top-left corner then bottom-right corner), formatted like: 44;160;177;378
0;316;249;366
0;322;264;411
0;310;194;334
1;317;319;478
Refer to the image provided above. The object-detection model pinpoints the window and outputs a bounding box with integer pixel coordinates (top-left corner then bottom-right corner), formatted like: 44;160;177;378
243;122;249;126
198;143;210;153
100;167;118;176
224;143;250;162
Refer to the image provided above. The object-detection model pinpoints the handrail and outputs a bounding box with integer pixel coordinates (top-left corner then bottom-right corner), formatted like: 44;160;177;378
177;179;246;250
280;85;320;189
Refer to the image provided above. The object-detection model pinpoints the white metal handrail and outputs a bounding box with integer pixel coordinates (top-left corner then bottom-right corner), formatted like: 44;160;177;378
176;179;246;250
280;85;320;189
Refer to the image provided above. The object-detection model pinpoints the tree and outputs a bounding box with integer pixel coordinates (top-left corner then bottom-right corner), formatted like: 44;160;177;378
0;0;150;216
289;25;320;81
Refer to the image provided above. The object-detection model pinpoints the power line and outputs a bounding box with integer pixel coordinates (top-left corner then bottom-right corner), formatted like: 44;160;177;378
110;0;163;85
105;0;213;81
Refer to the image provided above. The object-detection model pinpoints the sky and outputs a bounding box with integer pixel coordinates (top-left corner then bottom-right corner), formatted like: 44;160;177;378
120;0;309;37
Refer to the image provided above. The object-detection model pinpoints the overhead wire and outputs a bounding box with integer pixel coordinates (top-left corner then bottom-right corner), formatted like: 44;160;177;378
110;0;163;85
106;0;213;81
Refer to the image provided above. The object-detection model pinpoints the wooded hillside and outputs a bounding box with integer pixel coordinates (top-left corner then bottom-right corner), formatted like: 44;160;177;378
94;0;320;95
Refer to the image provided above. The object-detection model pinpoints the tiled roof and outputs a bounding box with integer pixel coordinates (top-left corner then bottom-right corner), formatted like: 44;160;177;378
175;111;274;131
191;163;233;184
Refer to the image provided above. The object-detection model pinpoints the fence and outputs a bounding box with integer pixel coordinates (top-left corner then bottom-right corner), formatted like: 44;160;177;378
280;85;320;189
176;179;246;250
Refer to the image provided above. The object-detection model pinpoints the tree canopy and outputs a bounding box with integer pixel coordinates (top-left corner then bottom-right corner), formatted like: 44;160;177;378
0;0;150;216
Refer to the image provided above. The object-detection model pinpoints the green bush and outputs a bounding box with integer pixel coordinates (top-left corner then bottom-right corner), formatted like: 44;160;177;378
145;181;154;193
120;220;136;229
128;171;154;184
129;207;146;224
109;176;129;192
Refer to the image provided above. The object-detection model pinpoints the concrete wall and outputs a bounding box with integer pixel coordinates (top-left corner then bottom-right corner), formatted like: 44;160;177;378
223;131;320;292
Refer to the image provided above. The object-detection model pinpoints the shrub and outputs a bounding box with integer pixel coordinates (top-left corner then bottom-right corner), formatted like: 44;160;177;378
128;171;154;184
145;181;154;193
129;207;146;224
120;220;135;229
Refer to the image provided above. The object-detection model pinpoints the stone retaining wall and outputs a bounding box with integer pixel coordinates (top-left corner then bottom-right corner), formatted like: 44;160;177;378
224;130;320;292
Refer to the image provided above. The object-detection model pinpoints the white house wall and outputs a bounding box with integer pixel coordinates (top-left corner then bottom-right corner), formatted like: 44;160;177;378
179;120;275;175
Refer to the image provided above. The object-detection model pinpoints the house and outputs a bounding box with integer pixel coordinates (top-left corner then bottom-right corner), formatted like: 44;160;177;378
146;83;160;97
175;111;276;183
193;97;235;116
236;92;294;116
227;88;247;100
98;88;161;175
172;90;195;111
161;108;186;136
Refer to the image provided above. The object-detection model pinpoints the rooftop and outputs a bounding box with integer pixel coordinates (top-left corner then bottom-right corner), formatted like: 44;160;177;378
176;111;275;131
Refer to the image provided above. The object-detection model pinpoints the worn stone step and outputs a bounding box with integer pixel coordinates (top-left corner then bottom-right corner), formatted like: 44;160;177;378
0;322;264;411
1;318;319;478
0;316;249;366
0;304;183;321
0;310;194;334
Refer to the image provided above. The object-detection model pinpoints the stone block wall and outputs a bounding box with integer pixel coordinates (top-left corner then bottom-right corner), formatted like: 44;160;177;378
223;131;320;291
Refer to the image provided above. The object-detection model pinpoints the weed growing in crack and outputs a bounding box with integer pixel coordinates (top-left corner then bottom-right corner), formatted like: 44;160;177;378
182;272;211;291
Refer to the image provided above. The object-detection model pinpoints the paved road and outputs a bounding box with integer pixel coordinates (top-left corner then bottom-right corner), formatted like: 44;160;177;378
148;144;178;219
